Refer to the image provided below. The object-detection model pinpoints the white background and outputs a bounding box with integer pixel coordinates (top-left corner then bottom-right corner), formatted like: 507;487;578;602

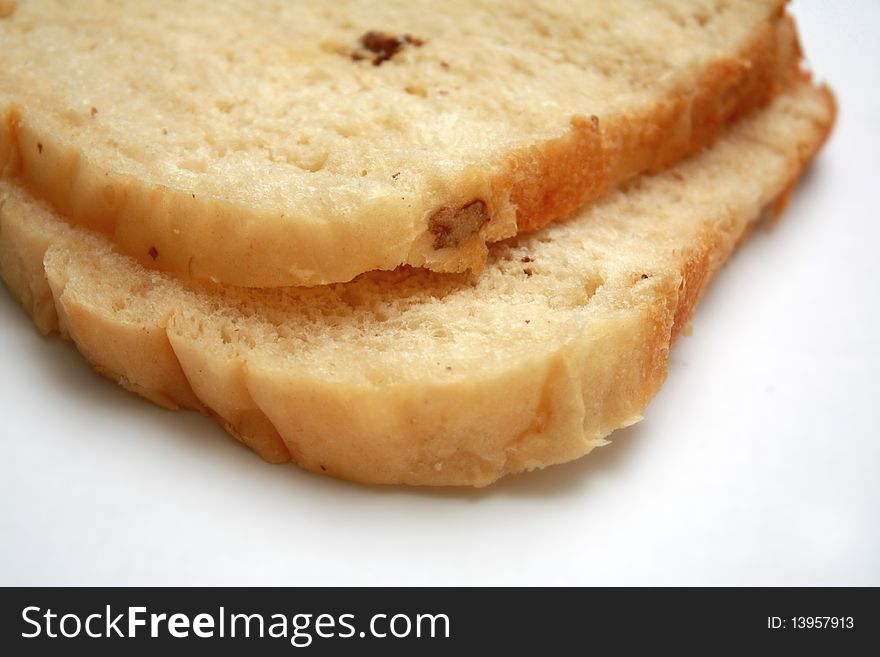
1;1;878;586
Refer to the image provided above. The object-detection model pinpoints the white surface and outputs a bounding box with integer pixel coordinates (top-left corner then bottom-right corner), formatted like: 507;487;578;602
1;1;878;586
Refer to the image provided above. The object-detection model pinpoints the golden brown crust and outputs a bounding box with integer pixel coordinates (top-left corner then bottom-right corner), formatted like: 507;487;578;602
670;82;836;342
510;12;802;233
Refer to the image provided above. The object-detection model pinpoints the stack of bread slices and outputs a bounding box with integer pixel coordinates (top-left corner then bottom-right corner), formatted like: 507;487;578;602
0;0;834;486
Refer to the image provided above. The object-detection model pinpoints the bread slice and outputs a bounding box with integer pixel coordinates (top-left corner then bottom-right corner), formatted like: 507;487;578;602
0;80;835;486
0;0;802;286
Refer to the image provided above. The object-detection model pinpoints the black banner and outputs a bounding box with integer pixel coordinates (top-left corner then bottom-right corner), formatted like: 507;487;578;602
1;587;876;654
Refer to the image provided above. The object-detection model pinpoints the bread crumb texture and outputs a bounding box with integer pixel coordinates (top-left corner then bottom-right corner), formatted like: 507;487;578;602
1;0;799;285
0;82;835;485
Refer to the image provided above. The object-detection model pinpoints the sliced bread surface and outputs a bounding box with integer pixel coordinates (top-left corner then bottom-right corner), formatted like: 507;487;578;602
0;0;800;286
0;81;835;486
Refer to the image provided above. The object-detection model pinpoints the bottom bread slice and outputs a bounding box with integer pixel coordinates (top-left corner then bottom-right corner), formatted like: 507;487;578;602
0;81;834;486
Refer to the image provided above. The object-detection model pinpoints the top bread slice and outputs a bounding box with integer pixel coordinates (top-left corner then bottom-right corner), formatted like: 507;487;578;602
0;80;835;486
0;0;800;286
